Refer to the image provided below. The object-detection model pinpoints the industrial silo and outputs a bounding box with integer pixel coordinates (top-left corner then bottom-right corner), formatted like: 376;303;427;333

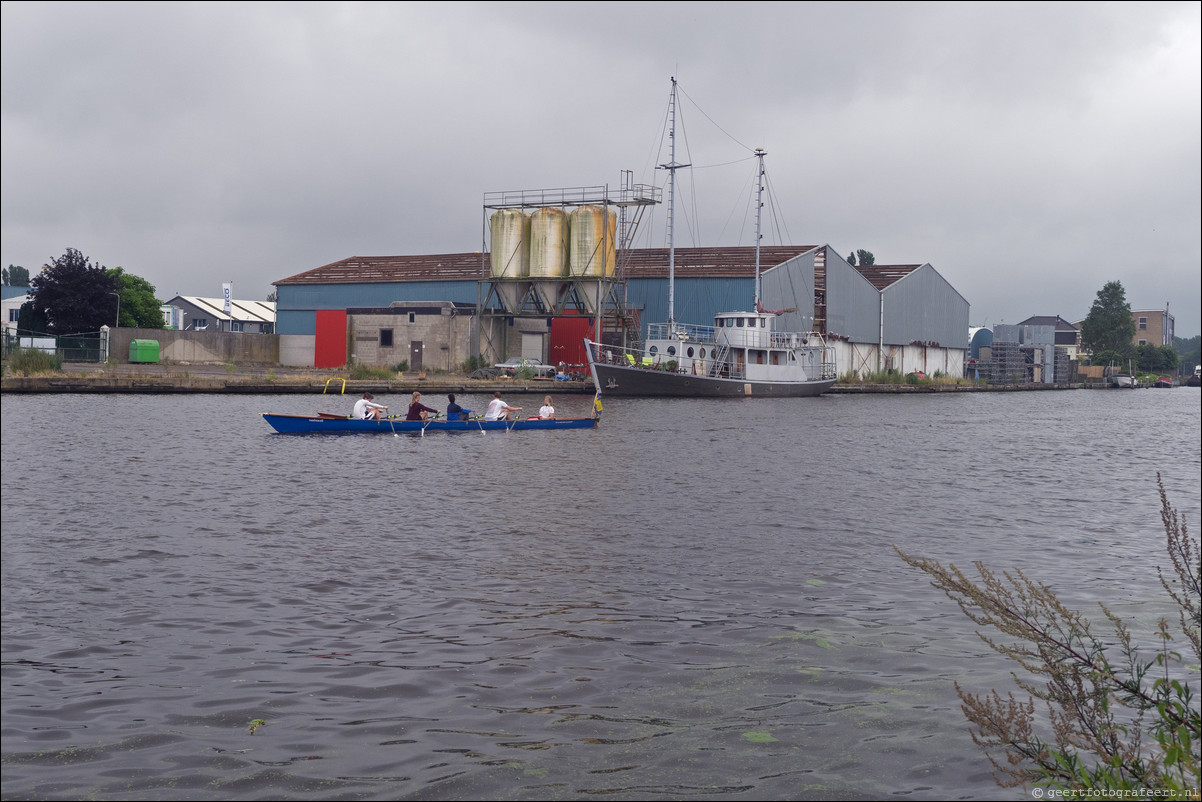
489;209;529;278
568;206;616;277
528;208;569;278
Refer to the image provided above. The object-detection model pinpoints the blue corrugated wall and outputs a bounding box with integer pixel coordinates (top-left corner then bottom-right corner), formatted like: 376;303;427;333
278;277;757;336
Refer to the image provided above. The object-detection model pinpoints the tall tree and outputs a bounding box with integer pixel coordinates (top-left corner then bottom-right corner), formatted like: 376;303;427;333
1080;280;1136;359
16;301;49;333
846;252;856;266
1175;334;1201;371
3;264;31;286
855;249;875;266
1135;343;1178;373
108;267;165;329
28;248;119;334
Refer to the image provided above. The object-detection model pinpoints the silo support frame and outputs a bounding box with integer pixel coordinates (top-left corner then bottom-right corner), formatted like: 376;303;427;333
481;278;624;318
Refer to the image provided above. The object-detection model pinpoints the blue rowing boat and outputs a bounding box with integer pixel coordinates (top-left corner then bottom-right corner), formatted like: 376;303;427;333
263;413;599;434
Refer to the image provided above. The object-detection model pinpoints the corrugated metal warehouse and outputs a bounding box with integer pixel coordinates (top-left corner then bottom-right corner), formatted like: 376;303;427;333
274;244;969;377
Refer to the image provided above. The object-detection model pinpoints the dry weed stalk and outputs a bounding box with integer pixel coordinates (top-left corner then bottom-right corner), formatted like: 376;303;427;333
896;474;1200;795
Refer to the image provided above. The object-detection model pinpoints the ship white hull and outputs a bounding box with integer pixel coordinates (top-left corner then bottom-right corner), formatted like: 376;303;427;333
588;353;836;397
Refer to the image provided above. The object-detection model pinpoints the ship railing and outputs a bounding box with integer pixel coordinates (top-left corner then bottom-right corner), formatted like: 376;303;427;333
586;339;704;376
812;344;839;381
645;322;716;343
585;337;833;381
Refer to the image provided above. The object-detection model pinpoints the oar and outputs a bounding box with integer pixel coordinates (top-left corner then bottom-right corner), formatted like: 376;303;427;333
420;412;441;437
476;414;486;436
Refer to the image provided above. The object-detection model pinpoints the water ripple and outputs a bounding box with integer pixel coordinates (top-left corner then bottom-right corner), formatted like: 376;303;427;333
3;389;1198;800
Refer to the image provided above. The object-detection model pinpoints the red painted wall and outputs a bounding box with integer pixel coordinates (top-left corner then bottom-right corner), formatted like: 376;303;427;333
548;316;594;372
314;310;347;369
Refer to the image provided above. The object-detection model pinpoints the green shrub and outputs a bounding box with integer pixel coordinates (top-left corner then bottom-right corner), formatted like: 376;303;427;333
839;368;974;386
1089;349;1127;368
393;360;409;373
8;347;63;373
350;364;394;380
896;475;1199;796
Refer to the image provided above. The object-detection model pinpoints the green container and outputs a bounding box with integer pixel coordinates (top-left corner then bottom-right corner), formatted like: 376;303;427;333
129;339;160;363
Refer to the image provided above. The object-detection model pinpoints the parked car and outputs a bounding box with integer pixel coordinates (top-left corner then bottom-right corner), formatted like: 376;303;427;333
493;357;557;377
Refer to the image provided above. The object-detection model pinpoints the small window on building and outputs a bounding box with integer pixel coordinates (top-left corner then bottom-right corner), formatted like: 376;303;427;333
408;312;415;323
1139;317;1147;329
8;309;19;323
1138;339;1147;346
380;328;394;348
193;318;208;330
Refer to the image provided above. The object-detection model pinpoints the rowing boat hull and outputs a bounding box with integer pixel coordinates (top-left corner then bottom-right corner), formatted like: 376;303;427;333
263;413;598;434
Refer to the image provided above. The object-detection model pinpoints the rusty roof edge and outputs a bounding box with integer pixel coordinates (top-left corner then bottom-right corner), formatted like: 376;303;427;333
276;247;947;286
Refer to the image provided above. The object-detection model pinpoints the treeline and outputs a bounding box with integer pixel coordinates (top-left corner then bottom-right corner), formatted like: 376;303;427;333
1175;334;1201;371
7;249;165;334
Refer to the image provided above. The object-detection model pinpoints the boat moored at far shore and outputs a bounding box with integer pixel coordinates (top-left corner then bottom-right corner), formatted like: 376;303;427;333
583;77;837;399
585;313;836;397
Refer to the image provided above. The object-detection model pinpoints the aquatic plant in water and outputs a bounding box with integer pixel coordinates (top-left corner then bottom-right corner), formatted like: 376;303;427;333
896;474;1200;797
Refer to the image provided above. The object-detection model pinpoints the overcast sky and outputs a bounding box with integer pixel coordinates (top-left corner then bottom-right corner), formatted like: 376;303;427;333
3;1;1199;335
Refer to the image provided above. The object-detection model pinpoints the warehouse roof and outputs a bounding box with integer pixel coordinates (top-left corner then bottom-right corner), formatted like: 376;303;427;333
275;247;934;293
851;264;926;290
1017;315;1078;330
165;295;276;324
277;246;827;285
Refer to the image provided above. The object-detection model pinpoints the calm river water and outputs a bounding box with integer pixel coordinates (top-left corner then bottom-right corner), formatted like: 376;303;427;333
2;388;1199;801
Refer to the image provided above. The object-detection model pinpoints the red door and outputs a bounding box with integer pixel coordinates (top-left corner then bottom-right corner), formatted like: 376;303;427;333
314;310;347;369
548;316;594;373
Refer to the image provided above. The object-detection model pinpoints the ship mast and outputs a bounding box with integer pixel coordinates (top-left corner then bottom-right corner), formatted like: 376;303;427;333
753;147;766;311
657;77;690;331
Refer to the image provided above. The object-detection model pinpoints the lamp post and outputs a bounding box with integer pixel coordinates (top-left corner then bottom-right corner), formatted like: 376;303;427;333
109;292;121;328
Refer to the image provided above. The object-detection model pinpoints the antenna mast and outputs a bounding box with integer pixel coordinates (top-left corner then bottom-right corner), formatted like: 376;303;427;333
657;77;690;329
753;148;766;310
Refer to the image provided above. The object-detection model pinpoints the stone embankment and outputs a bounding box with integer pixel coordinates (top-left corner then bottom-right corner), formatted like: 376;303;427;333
1;363;594;395
1;362;1083;394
